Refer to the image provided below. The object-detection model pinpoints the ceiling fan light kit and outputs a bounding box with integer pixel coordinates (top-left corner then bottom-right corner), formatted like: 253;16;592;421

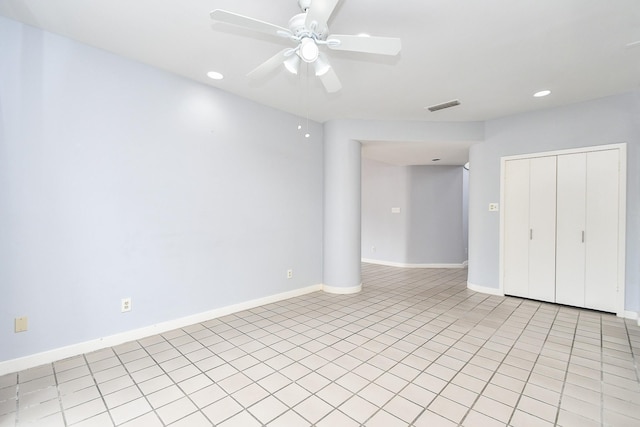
299;37;319;62
284;55;301;74
210;0;401;93
314;54;331;76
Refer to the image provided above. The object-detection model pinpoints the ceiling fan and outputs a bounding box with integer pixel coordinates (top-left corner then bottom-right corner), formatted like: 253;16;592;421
210;0;401;93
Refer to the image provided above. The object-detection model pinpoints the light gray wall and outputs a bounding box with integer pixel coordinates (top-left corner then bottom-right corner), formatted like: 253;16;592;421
0;18;324;361
462;167;469;259
361;159;409;262
323;129;362;289
362;159;467;265
406;166;466;264
468;91;640;312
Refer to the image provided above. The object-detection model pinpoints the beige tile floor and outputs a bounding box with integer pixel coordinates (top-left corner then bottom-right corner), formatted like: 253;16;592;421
1;264;639;426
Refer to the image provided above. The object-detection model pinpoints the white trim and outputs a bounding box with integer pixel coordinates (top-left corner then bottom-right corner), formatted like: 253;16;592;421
467;281;504;296
361;259;467;269
623;311;638;320
622;311;640;327
322;284;362;294
0;284;323;376
499;143;627;162
499;143;627;317
617;144;627;317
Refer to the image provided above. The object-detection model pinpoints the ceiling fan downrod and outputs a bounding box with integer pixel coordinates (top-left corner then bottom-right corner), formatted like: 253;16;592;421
298;0;312;12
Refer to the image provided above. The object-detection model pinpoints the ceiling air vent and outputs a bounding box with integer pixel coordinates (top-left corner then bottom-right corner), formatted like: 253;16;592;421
426;99;460;112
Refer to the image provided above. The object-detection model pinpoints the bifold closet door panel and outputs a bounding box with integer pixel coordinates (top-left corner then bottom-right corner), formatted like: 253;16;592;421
503;158;530;298
555;153;587;307
527;156;557;302
585;149;619;313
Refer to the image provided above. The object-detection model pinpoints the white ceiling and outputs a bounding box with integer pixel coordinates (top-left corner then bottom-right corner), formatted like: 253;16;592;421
2;0;639;165
361;140;475;167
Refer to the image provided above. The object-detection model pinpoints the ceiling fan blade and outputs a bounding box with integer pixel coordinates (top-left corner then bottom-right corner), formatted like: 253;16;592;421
247;49;292;80
327;35;401;56
318;66;342;93
210;9;291;38
305;0;340;35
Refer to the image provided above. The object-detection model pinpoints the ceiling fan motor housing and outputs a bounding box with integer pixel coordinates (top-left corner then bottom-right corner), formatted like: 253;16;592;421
288;13;309;37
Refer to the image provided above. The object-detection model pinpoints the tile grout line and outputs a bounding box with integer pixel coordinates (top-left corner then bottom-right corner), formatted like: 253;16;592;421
551;308;580;426
500;302;562;426
51;363;69;427
82;353;118;427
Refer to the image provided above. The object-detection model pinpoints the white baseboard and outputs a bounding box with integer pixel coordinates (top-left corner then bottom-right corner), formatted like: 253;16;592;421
622;311;640;327
467;281;504;296
361;259;467;269
622;311;639;326
323;283;362;294
0;284;323;376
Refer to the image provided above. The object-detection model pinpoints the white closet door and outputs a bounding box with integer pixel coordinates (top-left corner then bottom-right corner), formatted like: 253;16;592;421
503;158;530;298
555;153;587;307
585;149;619;312
527;156;557;302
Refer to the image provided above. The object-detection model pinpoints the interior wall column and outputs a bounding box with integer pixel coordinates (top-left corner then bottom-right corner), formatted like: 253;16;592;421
323;122;362;294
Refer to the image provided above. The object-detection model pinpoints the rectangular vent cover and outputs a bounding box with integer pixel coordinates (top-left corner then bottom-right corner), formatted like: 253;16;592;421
427;99;461;112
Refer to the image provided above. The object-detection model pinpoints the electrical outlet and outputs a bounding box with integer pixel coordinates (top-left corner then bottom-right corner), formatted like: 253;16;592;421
489;203;499;212
14;317;28;333
121;297;132;313
287;269;293;279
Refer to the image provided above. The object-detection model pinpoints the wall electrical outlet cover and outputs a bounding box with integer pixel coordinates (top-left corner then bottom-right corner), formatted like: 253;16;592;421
287;269;293;279
121;298;132;313
15;317;28;333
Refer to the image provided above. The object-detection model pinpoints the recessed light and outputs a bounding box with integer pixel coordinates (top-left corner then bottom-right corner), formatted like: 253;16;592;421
357;33;371;37
534;90;551;97
207;71;224;80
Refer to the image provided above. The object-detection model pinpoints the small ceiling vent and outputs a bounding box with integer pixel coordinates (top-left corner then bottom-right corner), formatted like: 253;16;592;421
427;99;460;112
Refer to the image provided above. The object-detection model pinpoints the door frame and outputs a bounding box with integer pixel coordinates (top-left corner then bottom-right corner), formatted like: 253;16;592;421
498;143;627;317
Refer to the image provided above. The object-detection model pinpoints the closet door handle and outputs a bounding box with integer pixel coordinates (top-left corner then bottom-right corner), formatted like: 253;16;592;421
582;230;585;243
530;229;533;240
